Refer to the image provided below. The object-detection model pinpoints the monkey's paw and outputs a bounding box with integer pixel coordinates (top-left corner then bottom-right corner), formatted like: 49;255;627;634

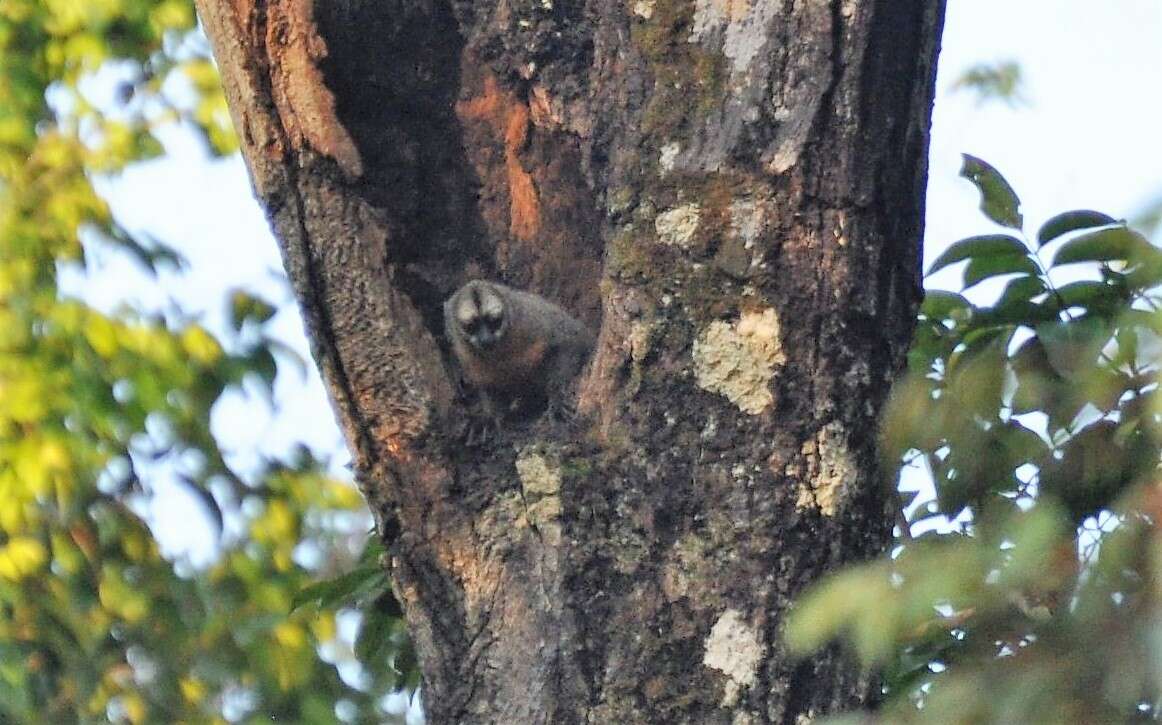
544;397;579;425
459;415;500;448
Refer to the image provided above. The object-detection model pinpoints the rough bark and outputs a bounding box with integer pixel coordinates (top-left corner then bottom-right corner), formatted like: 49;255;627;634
194;0;946;721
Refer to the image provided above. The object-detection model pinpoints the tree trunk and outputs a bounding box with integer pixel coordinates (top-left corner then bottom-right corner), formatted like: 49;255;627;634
195;0;946;721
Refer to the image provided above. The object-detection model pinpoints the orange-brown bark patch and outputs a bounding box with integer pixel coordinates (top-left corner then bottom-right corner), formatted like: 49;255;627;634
265;0;363;177
457;75;541;241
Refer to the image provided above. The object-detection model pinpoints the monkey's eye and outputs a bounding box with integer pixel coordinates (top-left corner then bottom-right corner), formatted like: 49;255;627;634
464;316;501;335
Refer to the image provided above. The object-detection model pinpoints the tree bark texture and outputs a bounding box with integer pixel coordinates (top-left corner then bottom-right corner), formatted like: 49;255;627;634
195;0;946;721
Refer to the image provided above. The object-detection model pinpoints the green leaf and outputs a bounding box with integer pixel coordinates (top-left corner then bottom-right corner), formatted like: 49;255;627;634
785;565;891;659
960;154;1023;229
1010;338;1062;415
102;227;188;276
998;420;1050;464
994;275;1047;308
1123;246;1162;289
928;235;1028;276
921;290;973;321
907;320;950;373
247;346;279;390
1050;280;1127;316
1036;210;1119;246
963;251;1038;289
229;290;278;331
1035;316;1111;380
973;299;1058;328
997;503;1068;587
355;607;399;663
1040;421;1133;523
956;324;1013;357
1051;226;1149;266
291;564;388;612
948;333;1008;418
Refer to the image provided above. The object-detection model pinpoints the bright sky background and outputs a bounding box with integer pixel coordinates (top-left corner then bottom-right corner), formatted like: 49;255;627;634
62;0;1162;598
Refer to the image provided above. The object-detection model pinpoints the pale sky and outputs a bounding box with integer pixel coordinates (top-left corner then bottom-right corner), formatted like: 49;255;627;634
62;0;1162;553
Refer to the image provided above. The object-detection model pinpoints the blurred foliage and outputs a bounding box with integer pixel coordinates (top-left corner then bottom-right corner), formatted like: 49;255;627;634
950;60;1029;108
0;1;413;722
789;155;1162;722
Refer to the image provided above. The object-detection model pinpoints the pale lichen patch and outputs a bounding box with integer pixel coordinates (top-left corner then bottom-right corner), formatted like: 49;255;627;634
661;533;709;601
794;422;856;516
632;0;655;18
693;308;785;415
515;449;562;497
629;320;654;363
516;449;563;544
655;203;701;248
690;0;782;76
660;142;681;172
703;609;764;707
729;199;763;250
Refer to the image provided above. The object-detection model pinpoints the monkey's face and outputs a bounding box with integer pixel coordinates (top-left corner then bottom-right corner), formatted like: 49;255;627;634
455;284;507;351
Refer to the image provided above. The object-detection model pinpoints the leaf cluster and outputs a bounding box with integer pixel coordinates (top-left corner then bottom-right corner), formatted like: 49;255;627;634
0;2;413;722
789;155;1162;722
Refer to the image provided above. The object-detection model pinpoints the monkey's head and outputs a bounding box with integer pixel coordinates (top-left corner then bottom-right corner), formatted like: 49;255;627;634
449;280;508;351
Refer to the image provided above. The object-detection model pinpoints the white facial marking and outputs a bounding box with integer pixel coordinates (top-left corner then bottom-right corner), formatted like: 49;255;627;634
480;289;505;320
456;294;480;327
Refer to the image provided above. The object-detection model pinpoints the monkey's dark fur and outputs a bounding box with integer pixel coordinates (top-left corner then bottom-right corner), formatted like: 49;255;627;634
444;280;594;422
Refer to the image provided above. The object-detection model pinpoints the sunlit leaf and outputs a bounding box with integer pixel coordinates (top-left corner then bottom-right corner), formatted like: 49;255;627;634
229;289;277;331
1051;226;1151;266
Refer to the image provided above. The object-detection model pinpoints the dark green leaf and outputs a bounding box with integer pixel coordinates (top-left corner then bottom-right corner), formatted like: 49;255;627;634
1049;280;1127;316
1040;421;1133;524
963;252;1038;289
1113;323;1139;369
994;276;1047;309
102;226;189;276
357;533;387;567
957;325;1013;357
1051;226;1149;267
960;154;1023;229
395;637;419;685
921;291;973;321
355;608;398;662
928;234;1028;276
907;321;947;374
291;565;388;612
1036;210;1119;247
247;346;279;390
948;334;1008;418
997;420;1050;464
